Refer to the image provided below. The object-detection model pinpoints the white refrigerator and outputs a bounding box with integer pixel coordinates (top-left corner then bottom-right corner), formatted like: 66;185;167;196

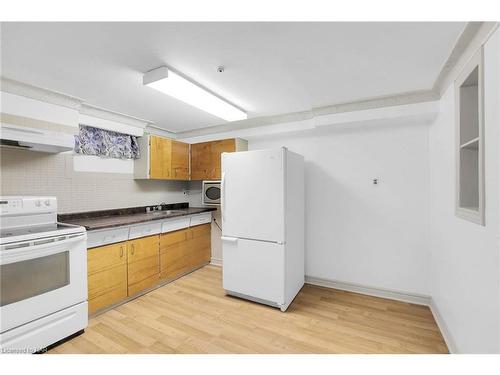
221;147;304;311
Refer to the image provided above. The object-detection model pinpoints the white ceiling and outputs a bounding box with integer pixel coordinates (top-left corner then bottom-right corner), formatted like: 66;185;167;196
0;22;465;132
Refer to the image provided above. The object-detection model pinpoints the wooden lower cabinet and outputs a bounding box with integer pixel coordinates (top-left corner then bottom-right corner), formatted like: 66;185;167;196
160;228;190;280
159;224;211;281
87;224;211;315
188;224;211;268
127;235;160;296
87;242;128;315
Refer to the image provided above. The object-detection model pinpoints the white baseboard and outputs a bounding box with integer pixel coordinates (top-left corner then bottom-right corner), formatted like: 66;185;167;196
305;276;431;306
210;257;222;267
429;298;458;354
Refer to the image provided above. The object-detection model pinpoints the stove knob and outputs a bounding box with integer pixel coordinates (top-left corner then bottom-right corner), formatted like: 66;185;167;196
35;200;41;207
44;199;51;206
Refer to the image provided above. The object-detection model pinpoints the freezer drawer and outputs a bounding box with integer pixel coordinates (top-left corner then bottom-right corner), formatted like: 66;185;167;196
222;237;285;306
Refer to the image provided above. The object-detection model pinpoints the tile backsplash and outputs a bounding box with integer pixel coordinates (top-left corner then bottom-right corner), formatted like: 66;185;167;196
0;147;189;213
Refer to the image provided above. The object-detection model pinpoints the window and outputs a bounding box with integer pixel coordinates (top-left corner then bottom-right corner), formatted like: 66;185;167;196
455;48;484;225
74;124;140;159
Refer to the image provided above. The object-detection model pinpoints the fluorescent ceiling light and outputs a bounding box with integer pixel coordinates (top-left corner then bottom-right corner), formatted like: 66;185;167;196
143;66;247;122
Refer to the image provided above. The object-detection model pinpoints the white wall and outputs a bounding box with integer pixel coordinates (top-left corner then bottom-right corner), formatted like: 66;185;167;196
428;29;500;353
194;29;500;353
190;121;432;295
240;122;431;296
0;148;189;213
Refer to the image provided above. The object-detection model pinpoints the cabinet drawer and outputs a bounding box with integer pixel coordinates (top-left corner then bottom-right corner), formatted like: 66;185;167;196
129;222;162;240
161;217;190;233
87;227;130;248
87;242;127;274
189;213;212;227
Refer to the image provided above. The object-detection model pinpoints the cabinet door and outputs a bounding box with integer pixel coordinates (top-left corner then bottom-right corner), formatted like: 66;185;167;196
87;242;127;314
159;229;189;280
171;140;190;180
127;235;160;295
210;139;235;179
150;135;172;179
191;141;212;180
188;224;211;268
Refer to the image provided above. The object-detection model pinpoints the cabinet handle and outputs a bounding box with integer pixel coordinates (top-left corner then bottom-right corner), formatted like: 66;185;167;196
131;244;135;255
120;246;124;257
221;172;226;222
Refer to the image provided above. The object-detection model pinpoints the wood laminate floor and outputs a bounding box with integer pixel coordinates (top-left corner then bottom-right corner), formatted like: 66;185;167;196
50;266;448;354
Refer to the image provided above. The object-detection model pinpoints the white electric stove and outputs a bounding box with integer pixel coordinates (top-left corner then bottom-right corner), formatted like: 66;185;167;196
0;196;88;354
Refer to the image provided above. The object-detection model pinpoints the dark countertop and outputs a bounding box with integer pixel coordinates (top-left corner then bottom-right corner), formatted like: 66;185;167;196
58;202;217;231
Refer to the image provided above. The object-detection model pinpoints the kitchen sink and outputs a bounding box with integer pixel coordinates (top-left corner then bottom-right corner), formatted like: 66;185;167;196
164;210;186;215
147;209;186;215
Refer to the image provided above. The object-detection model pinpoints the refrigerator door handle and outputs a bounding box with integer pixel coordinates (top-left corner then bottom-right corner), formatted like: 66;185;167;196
221;236;238;243
221;171;226;222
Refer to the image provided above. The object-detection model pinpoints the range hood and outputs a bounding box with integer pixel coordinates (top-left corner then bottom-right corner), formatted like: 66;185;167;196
0;123;75;153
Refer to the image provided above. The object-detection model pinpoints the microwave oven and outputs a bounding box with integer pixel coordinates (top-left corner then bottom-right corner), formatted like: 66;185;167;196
202;180;221;205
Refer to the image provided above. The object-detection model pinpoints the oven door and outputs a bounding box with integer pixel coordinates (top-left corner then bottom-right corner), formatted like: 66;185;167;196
202;181;221;205
0;232;87;333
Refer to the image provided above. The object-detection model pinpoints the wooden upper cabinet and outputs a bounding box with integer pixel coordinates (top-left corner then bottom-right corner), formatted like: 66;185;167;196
191;138;248;180
211;139;235;180
171;140;190;180
150;135;172;179
135;135;246;181
135;135;190;180
191;141;213;180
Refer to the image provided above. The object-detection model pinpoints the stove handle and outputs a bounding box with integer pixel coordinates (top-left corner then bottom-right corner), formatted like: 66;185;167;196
0;233;86;265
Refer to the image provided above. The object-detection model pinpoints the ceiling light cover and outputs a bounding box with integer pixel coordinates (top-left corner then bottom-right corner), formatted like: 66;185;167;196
144;66;247;122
